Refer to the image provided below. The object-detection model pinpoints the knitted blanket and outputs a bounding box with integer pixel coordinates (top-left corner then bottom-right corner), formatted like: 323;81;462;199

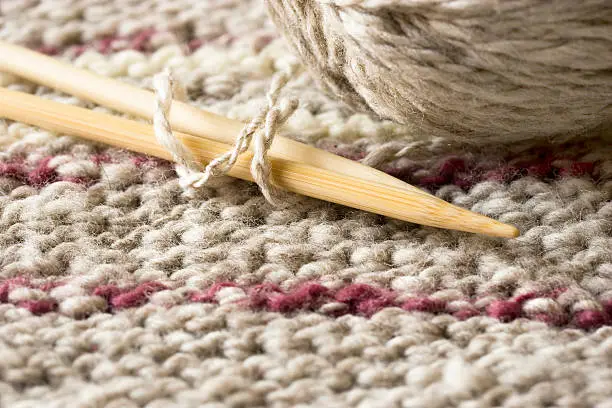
1;1;611;407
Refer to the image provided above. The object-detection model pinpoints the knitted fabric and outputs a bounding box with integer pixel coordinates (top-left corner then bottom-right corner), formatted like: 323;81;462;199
1;1;611;407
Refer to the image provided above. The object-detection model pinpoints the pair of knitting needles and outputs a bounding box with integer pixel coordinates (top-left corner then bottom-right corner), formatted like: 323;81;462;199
0;41;519;238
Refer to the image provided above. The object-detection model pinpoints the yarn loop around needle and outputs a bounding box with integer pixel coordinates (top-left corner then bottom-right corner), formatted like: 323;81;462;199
153;68;298;205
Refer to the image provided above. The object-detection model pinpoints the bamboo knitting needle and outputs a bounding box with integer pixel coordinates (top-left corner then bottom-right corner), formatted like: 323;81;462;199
0;87;519;238
0;40;408;191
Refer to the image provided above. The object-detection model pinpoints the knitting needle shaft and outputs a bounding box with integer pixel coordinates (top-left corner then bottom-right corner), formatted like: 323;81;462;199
0;40;408;190
0;88;518;237
0;41;519;237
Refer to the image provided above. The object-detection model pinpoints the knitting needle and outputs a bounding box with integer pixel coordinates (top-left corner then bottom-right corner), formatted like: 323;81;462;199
0;88;518;237
0;45;519;239
0;40;408;191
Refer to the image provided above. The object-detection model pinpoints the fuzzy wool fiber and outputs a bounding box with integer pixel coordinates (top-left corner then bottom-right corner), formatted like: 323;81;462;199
266;0;612;142
0;0;612;407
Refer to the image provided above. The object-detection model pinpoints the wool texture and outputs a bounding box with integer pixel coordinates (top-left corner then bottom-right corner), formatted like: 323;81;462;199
1;0;612;407
265;0;612;142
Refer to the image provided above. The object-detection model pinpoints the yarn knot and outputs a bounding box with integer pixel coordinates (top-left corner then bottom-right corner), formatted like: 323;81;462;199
152;69;298;205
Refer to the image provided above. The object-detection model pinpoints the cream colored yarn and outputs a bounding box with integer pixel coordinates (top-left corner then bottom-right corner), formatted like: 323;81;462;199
153;69;298;204
265;0;612;142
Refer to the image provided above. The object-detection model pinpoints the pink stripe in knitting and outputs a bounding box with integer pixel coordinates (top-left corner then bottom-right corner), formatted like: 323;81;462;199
486;300;523;322
1;279;610;330
574;310;608;330
93;282;168;310
0;153;167;188
411;156;597;191
0;145;598;191
35;45;60;56
266;282;329;313
401;298;447;313
17;299;58;315
70;28;158;56
189;282;238;303
40;28;242;56
325;142;600;191
0;278;30;302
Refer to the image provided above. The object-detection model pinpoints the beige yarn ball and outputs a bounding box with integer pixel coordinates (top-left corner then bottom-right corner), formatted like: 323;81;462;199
265;0;612;143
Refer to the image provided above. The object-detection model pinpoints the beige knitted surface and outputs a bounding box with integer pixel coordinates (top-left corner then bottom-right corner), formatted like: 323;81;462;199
0;1;611;407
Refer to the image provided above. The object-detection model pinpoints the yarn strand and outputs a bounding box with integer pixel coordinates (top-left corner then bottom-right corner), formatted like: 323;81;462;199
152;71;198;171
152;69;298;204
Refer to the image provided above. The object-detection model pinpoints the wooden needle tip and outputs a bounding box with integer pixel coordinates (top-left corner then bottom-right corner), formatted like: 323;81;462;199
490;223;520;239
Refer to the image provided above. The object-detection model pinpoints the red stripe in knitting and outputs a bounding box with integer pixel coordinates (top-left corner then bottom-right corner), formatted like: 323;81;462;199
1;279;610;330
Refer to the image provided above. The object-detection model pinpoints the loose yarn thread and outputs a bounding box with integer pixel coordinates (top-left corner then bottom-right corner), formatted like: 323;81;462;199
153;69;298;204
265;0;612;143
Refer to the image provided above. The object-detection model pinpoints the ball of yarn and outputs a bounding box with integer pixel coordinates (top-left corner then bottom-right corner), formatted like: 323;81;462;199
265;0;612;143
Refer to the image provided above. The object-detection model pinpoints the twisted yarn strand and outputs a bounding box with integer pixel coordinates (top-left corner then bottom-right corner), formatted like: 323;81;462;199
251;77;299;204
152;69;298;204
152;70;199;171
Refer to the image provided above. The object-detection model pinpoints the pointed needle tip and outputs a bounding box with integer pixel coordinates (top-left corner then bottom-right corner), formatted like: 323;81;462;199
488;223;520;239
